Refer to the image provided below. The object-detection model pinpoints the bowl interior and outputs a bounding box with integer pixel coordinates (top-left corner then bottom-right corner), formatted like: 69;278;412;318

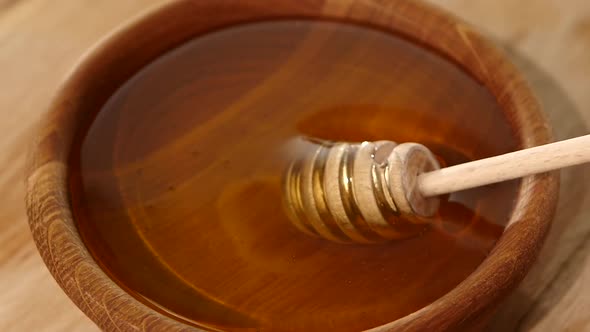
68;18;520;331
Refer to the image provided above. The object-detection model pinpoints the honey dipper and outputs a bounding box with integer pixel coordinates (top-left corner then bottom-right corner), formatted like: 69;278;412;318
283;134;590;244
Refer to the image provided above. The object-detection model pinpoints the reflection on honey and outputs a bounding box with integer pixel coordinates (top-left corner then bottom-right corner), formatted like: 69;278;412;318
69;20;519;331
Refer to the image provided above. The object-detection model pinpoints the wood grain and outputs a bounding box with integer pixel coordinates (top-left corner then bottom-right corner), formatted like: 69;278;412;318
0;1;166;331
0;1;588;331
419;134;590;197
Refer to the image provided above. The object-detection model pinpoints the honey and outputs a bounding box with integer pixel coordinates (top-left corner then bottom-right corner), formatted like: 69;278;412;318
69;20;519;331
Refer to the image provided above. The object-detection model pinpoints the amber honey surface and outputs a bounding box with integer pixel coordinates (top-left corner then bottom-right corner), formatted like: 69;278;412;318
69;20;519;331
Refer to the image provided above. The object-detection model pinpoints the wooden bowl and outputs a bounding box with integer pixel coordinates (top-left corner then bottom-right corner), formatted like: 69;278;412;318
25;0;559;331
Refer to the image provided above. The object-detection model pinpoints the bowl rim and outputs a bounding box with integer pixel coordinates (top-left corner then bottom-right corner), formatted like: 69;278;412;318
25;0;559;331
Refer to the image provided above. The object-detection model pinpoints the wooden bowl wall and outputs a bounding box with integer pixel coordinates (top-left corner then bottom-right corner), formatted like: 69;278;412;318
25;0;559;331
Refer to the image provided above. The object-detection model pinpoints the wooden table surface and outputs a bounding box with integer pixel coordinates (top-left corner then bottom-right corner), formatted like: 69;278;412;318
1;1;589;331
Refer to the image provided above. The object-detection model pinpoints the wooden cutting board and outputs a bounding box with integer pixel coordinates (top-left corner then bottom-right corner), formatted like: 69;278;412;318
1;1;588;331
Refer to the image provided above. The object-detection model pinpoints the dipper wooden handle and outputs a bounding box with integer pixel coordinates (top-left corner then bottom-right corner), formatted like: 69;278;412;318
419;134;590;197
